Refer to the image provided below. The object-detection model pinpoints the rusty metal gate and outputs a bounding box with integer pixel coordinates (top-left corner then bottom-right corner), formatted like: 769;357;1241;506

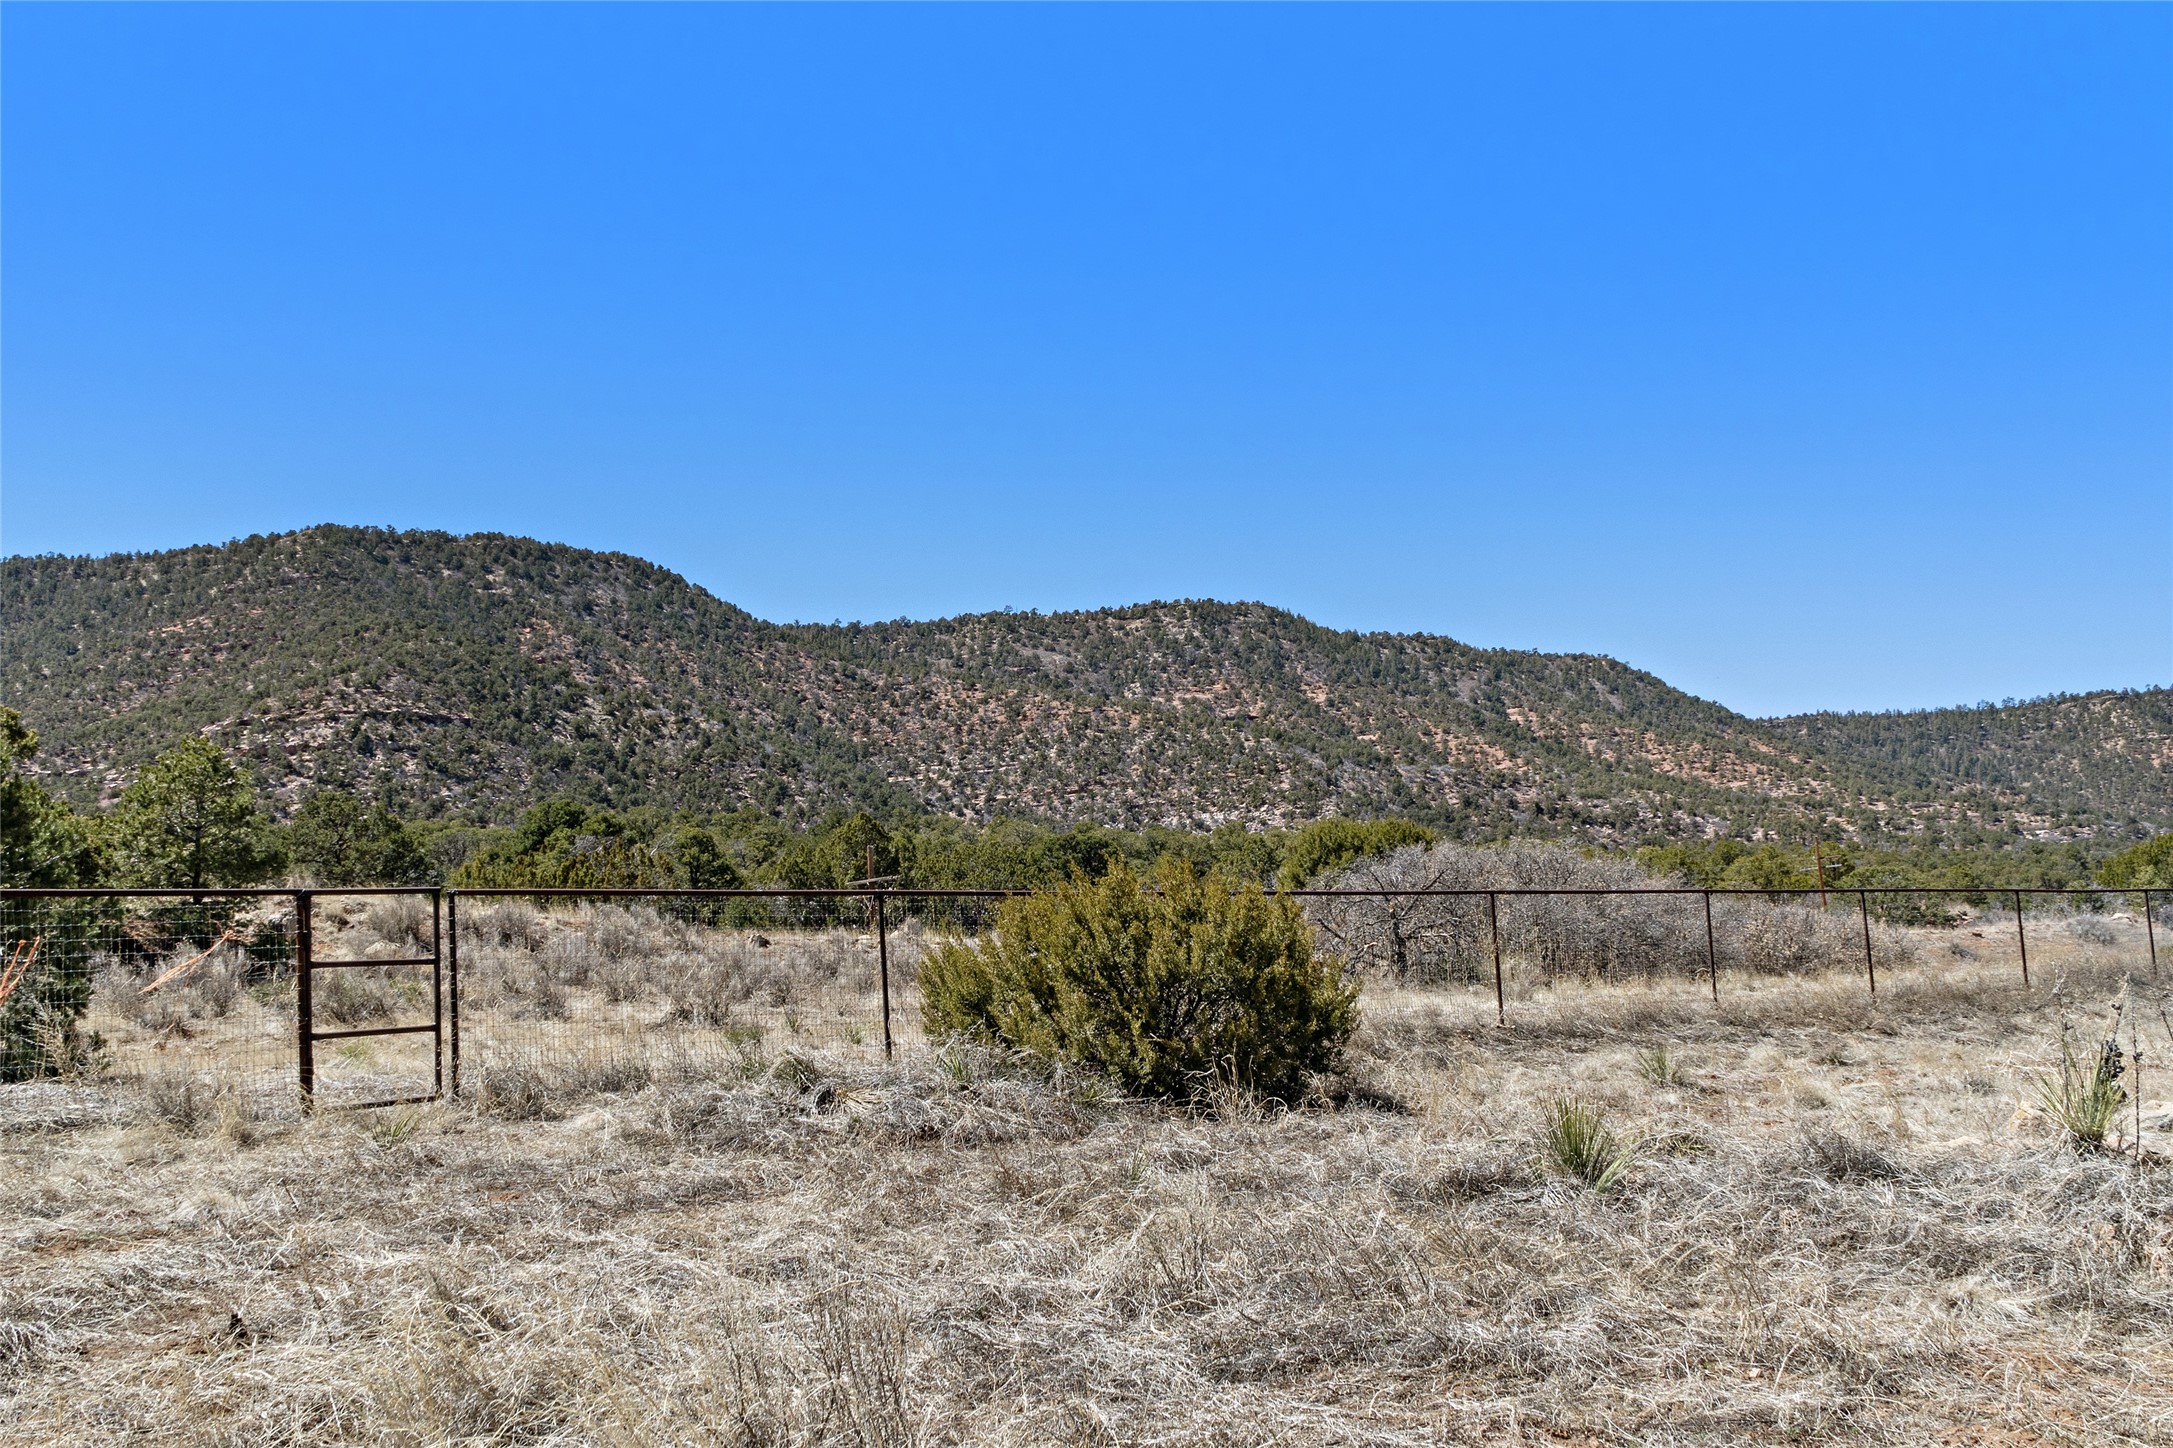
296;888;445;1111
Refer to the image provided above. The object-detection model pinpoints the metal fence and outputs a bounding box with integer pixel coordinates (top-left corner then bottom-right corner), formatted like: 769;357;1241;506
444;888;1007;1092
0;884;2160;1112
0;887;442;1116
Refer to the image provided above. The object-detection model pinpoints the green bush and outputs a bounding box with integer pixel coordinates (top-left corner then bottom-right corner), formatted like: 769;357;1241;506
2099;833;2173;890
919;859;1358;1103
1275;818;1436;889
105;737;283;888
2;712;107;1080
287;787;433;886
0;900;109;1083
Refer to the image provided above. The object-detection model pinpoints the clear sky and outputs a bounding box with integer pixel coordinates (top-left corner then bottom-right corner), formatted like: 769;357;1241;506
4;4;2168;719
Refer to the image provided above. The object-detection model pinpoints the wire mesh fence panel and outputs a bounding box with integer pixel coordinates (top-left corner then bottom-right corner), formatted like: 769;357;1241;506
1304;890;1726;997
884;893;1009;1051
451;891;957;1091
1;891;301;1118
1300;884;2172;1021
6;883;2162;1123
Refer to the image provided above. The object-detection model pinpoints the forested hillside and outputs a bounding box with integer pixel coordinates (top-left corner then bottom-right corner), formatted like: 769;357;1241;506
3;526;2165;848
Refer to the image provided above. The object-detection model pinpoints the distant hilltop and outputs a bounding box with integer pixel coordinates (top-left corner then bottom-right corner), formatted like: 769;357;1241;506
4;525;2167;846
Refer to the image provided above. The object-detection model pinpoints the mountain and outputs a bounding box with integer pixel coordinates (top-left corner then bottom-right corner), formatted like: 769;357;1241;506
3;525;2166;847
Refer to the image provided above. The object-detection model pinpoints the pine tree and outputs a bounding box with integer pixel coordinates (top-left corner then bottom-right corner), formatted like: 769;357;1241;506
106;738;283;889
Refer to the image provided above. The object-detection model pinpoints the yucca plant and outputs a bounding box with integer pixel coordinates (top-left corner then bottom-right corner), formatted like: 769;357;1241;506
1538;1098;1636;1192
2035;1027;2127;1151
1635;1044;1683;1086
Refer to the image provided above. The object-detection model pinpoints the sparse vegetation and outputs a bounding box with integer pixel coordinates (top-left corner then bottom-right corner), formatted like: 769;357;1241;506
1311;840;1922;987
7;942;2168;1444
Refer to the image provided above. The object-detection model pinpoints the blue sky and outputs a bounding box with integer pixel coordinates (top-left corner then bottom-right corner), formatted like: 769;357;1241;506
4;4;2168;718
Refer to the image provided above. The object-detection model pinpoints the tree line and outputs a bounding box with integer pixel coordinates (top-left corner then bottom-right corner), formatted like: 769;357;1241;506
0;707;1440;892
5;706;2166;895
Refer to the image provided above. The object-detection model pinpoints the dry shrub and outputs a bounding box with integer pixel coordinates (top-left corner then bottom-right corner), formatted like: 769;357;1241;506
536;929;603;988
462;900;549;952
2070;917;2116;946
465;905;874;1020
314;966;413;1025
139;1071;217;1134
658;950;738;1025
133;1071;265;1142
362;1280;605;1444
873;1045;1112;1147
753;930;876;996
1800;1128;1908;1182
595;952;649;1005
578;904;682;961
1312;843;1919;987
659;941;780;1023
1724;897;1914;977
678;1288;919;1448
458;946;569;1020
356;895;436;956
473;1053;654;1120
651;1083;796;1149
111;944;249;1033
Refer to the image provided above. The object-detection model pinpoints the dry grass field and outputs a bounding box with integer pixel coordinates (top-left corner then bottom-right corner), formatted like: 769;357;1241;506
3;916;2170;1446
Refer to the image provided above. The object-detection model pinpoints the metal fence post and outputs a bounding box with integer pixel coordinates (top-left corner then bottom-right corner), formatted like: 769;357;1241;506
2013;889;2030;987
1488;891;1505;1026
446;891;461;1097
1859;889;1876;995
295;890;315;1111
2145;890;2158;977
1703;890;1718;1003
874;890;894;1059
430;888;445;1099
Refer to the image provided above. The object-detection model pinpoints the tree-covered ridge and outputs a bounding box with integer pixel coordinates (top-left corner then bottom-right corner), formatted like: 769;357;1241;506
0;527;910;821
3;524;2165;848
1768;690;2173;839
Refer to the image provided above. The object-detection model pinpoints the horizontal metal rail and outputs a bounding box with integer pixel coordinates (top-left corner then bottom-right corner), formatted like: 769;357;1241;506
1;884;2138;902
448;886;1021;899
304;956;437;969
0;886;431;899
439;884;2150;900
307;1022;438;1043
